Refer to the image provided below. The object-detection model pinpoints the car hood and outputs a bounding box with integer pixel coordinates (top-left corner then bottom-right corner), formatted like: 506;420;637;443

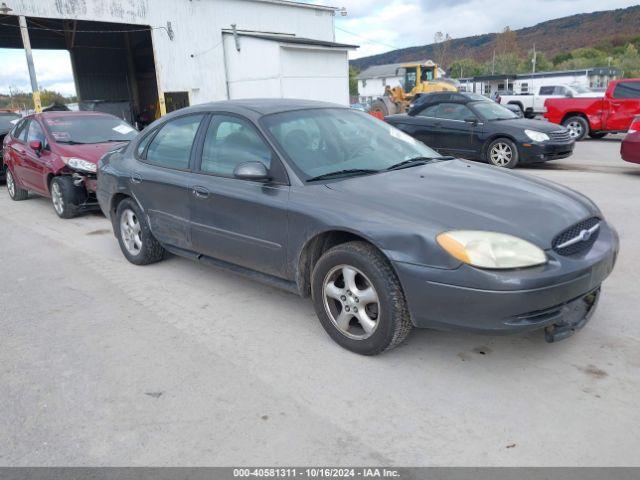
54;142;129;164
324;159;599;249
487;118;564;132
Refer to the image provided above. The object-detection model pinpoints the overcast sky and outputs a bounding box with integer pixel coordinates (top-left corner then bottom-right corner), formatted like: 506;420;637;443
0;0;638;96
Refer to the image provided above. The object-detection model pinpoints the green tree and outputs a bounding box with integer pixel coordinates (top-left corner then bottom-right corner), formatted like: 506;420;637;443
615;43;640;78
449;58;485;78
348;66;359;97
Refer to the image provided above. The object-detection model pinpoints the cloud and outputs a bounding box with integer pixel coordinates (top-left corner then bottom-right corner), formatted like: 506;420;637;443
0;48;76;96
333;0;640;59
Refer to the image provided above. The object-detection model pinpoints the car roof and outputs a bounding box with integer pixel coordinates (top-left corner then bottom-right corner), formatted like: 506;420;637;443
169;98;348;118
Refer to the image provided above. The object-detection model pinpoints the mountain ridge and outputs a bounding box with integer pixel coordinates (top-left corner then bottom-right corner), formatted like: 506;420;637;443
350;5;640;71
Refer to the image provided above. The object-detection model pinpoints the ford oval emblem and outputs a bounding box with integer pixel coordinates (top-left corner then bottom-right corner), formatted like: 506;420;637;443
579;229;593;242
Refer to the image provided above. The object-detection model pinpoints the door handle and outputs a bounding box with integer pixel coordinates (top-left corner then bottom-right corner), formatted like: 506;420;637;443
130;173;142;184
192;186;209;198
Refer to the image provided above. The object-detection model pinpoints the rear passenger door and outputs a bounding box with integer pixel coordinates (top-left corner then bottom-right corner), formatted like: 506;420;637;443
190;114;290;278
606;81;640;131
131;113;205;250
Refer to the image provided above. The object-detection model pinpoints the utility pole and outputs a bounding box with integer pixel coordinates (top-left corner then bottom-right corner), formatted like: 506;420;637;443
491;49;496;75
532;43;537;75
18;15;42;113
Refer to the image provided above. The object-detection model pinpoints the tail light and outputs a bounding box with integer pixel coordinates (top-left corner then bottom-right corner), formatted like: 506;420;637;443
629;117;640;133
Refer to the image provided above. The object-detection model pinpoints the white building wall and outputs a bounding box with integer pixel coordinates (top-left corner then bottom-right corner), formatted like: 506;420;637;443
357;75;402;102
10;0;340;105
223;36;349;104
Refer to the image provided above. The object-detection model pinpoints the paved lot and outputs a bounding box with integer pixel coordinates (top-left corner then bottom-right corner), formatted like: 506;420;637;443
1;137;639;466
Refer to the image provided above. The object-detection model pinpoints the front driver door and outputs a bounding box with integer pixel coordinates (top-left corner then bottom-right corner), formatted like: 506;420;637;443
130;113;205;251
21;119;50;194
430;102;478;158
398;103;441;149
190;114;289;278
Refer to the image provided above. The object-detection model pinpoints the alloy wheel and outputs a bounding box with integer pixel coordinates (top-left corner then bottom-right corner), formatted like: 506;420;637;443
322;264;380;340
6;170;15;198
120;208;142;256
567;121;583;139
490;142;513;167
51;181;65;215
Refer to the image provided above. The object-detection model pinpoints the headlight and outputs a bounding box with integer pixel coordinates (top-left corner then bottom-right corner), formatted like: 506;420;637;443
62;156;97;173
436;231;547;269
524;129;550;142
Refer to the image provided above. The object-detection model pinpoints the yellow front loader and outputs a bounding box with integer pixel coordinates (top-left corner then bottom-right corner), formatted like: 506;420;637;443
370;61;458;116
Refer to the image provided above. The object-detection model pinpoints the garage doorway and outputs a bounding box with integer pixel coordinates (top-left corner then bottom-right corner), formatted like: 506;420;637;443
0;17;161;129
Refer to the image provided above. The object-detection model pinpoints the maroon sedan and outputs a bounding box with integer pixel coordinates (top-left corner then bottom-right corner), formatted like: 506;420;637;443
621;115;640;165
2;111;137;218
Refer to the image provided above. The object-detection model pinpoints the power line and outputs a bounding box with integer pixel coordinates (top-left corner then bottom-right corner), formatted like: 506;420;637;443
335;26;400;51
0;21;167;34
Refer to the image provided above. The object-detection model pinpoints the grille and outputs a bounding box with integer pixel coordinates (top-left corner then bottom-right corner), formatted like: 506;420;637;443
552;217;601;256
549;130;572;143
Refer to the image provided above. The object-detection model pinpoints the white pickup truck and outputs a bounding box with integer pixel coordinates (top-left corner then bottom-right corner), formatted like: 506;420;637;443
496;84;602;118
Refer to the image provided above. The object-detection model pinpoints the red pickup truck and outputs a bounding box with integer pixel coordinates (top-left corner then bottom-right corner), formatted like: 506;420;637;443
544;78;640;140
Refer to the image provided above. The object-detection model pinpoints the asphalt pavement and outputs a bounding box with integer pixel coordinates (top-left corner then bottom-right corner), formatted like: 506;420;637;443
1;137;638;466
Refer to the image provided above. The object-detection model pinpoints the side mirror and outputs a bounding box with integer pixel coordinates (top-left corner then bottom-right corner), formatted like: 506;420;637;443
233;161;270;181
29;140;43;154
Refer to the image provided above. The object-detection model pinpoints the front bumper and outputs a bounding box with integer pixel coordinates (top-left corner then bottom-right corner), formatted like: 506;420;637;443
394;222;618;337
520;141;575;163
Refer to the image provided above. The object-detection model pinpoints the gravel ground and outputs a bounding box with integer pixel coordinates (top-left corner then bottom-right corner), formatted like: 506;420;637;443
0;137;638;466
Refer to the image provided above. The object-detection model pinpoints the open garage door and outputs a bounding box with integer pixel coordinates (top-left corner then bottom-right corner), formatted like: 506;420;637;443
0;17;162;128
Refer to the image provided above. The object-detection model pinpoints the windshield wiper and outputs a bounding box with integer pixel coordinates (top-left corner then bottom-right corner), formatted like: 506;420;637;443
306;168;380;182
56;140;87;145
385;156;454;171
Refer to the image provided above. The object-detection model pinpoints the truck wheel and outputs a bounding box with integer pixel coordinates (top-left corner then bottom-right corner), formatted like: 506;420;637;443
50;176;83;219
370;99;391;117
486;138;519;168
562;116;589;141
115;198;165;265
588;132;607;139
6;169;29;201
311;241;412;355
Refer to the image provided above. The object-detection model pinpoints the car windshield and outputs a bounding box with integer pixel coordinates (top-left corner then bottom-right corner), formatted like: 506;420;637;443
0;113;20;132
471;101;518;121
44;115;137;144
262;108;444;180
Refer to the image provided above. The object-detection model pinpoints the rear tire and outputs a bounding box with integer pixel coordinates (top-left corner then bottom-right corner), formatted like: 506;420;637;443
311;241;412;355
50;176;83;219
115;198;165;265
486;138;519;168
6;169;28;201
562;116;589;141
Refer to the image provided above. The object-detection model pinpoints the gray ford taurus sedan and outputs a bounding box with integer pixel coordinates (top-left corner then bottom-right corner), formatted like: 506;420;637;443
97;99;618;355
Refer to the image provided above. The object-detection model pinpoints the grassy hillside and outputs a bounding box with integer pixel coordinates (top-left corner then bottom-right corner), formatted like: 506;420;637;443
351;5;640;71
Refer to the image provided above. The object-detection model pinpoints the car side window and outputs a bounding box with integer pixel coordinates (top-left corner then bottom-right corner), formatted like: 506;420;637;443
415;104;439;118
435;103;475;121
613;82;640;99
13;119;29;142
539;86;555;95
144;114;204;170
136;129;156;158
200;115;272;176
27;120;46;145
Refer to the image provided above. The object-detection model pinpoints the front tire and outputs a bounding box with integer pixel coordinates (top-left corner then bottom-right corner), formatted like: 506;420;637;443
311;241;412;355
486;138;519;168
562;116;589;141
50;176;83;219
6;169;29;201
115;198;165;265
